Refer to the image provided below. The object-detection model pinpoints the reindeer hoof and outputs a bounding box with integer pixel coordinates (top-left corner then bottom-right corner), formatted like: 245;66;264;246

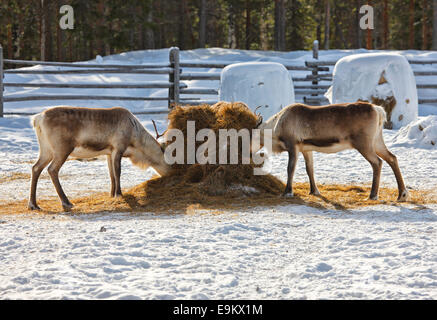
28;203;40;211
282;192;294;198
368;194;378;201
310;190;321;196
62;202;74;211
397;190;409;202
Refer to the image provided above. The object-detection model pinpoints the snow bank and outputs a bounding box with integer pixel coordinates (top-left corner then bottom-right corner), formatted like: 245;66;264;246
219;62;294;119
327;53;418;129
391;115;437;149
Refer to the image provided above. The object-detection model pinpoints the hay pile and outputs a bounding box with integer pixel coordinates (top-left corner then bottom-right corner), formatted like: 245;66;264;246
134;102;285;201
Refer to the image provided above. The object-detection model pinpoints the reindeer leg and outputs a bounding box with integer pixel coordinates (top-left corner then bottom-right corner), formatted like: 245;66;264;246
107;155;116;197
302;151;320;196
28;152;53;210
111;150;124;197
283;145;298;196
47;149;73;211
354;143;382;200
375;133;409;201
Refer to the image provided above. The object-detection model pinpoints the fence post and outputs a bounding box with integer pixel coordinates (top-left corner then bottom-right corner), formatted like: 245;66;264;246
0;44;3;117
311;40;319;104
169;47;180;109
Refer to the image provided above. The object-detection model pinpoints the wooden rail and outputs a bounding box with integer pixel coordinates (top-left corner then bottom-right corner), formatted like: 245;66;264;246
4;82;187;89
0;45;3;117
4;68;174;74
3;59;170;69
4;95;170;102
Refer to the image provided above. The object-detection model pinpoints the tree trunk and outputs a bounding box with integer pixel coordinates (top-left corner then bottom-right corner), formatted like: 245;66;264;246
423;0;429;49
67;33;72;61
16;8;25;58
40;0;46;60
7;18;13;59
332;4;347;48
274;0;286;51
199;0;206;47
383;0;389;49
356;0;362;48
324;0;330;50
178;0;186;49
260;6;269;50
433;0;437;49
146;10;154;49
366;0;373;49
56;0;64;61
129;4;136;50
245;0;251;50
280;0;286;50
97;0;105;55
275;0;279;50
228;2;237;49
184;2;196;47
154;0;162;48
45;0;53;61
409;0;415;48
316;0;322;45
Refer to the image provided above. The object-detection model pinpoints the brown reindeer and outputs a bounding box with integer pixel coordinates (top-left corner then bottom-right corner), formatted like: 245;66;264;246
29;106;172;211
256;102;409;201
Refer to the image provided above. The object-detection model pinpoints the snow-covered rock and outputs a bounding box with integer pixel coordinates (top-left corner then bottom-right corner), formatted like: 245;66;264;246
327;53;418;129
391;115;437;149
219;62;294;120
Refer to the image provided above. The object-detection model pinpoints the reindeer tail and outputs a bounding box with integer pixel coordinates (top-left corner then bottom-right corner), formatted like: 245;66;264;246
31;112;44;129
373;105;387;129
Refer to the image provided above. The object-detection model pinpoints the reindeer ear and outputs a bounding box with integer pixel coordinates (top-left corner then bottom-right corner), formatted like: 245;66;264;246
255;116;263;128
159;142;166;153
254;106;263;128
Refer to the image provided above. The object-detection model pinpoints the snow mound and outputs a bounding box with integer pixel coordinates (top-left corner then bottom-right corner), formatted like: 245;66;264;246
327;53;418;129
219;62;294;120
391;115;437;149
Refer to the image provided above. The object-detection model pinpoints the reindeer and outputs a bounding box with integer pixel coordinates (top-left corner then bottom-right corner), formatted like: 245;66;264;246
255;101;409;201
28;106;172;211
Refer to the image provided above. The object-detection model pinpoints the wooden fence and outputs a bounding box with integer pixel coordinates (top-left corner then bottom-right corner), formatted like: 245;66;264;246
1;42;436;117
0;46;184;116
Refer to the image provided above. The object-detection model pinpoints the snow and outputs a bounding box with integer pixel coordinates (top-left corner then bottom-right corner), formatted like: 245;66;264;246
219;62;294;119
1;204;436;299
391;115;437;149
328;53;418;129
1;47;437;299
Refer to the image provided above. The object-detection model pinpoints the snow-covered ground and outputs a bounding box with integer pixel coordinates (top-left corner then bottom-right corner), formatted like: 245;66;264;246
1;204;437;300
0;48;437;300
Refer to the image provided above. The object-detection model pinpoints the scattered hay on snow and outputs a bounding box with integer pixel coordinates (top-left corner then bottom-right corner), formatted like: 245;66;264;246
0;183;434;215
